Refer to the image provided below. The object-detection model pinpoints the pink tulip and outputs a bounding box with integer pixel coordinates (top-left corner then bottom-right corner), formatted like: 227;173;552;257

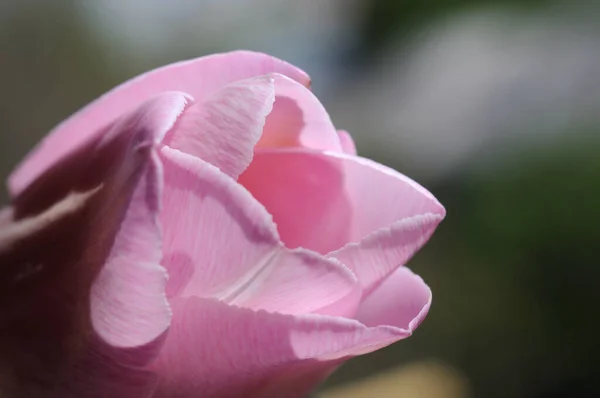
0;51;445;398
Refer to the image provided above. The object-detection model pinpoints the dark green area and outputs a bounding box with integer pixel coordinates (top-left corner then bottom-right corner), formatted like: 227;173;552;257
358;0;553;59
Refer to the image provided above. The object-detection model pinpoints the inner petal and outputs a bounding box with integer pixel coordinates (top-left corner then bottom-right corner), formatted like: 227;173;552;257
255;74;342;152
238;149;353;254
240;148;444;260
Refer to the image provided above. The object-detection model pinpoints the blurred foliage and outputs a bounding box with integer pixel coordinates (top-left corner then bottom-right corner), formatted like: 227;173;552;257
453;138;599;397
322;361;469;398
358;0;553;58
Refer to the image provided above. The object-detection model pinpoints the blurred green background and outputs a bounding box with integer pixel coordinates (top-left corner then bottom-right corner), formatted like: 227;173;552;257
1;1;598;397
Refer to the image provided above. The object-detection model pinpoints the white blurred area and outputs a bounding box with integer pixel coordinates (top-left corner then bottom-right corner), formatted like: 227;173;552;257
2;0;600;183
332;6;600;179
78;0;365;94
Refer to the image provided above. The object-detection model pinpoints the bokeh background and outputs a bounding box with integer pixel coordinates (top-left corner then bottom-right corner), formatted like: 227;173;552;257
1;1;599;397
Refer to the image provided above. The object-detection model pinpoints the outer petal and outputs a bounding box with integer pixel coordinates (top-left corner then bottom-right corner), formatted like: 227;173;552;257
0;207;12;225
256;74;342;152
90;151;170;350
0;94;182;397
329;213;443;296
159;147;358;317
11;92;189;219
164;75;275;179
150;296;426;398
9;51;309;197
355;266;431;330
0;190;119;398
337;130;357;155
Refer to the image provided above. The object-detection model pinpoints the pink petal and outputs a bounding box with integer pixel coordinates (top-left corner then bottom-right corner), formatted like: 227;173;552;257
0;94;187;397
11;92;189;219
159;146;357;316
9;51;310;197
0;207;11;226
256;74;342;152
0;190;161;398
89;93;196;350
355;266;431;330
90;151;170;349
240;149;444;294
150;297;412;398
238;149;353;254
337;130;357;155
322;153;444;294
239;149;444;262
322;152;445;241
164;75;275;179
329;213;443;296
